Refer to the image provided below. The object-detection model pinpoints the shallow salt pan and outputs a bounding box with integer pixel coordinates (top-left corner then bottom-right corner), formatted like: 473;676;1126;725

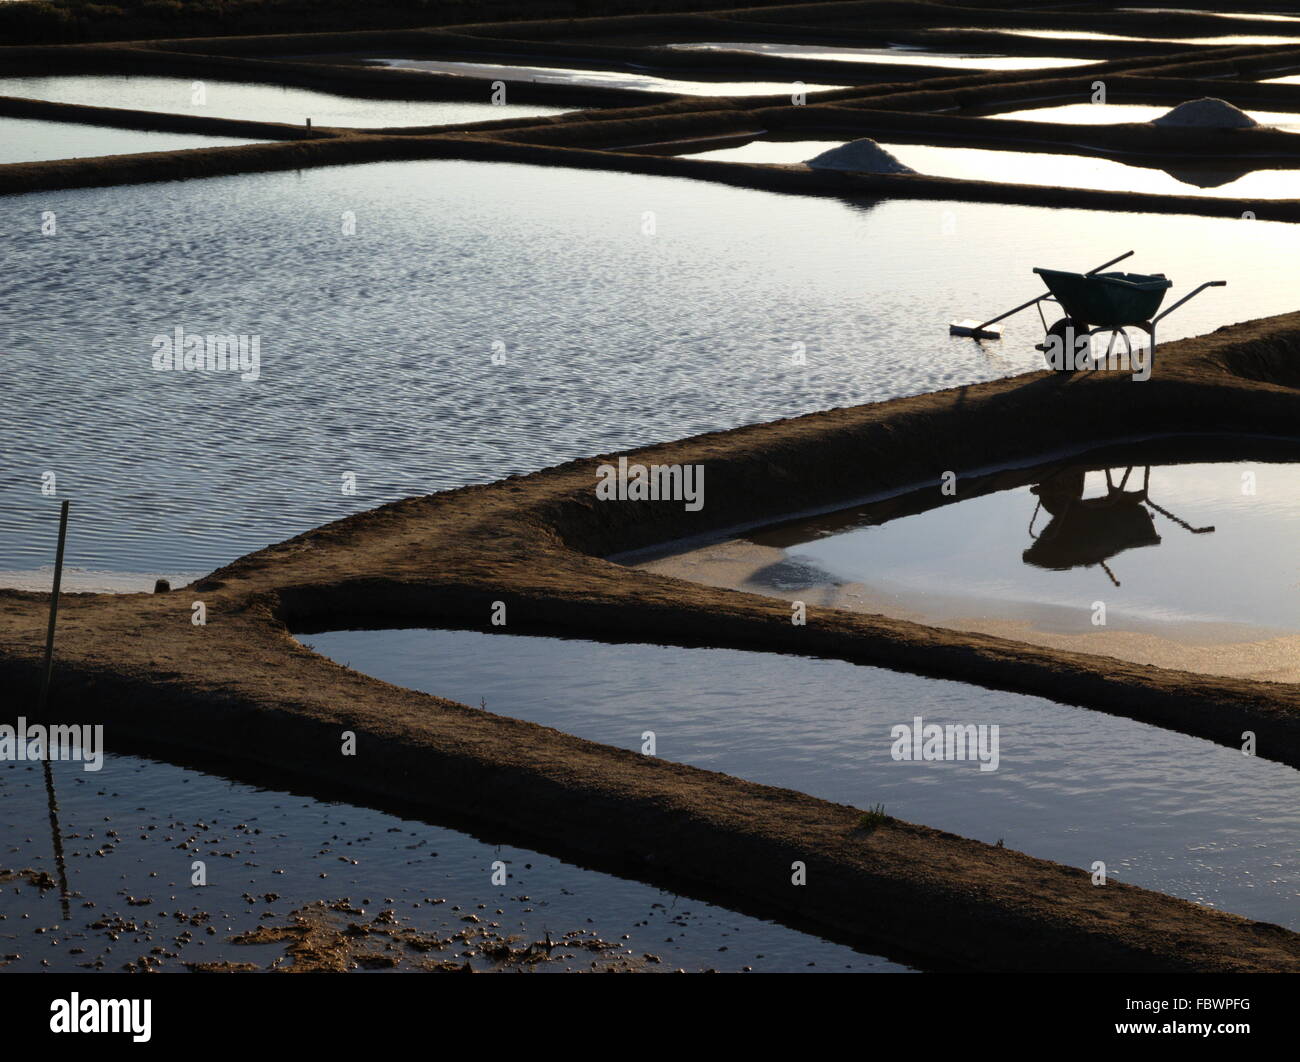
665;41;1096;71
0;752;903;972
980;100;1300;130
629;456;1300;682
370;58;842;96
0;74;569;128
1120;8;1300;23
971;27;1299;46
301;629;1300;929
0;115;262;164
689;137;1300;198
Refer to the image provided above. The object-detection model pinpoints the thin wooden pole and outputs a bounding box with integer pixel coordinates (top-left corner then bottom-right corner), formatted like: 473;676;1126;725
36;499;69;718
38;499;72;918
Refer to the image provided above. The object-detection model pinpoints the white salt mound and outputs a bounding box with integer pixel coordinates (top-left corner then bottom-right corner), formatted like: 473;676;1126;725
805;138;916;174
1151;98;1258;129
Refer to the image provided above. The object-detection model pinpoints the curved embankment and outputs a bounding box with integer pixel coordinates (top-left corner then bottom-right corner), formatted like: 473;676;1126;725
2;316;1299;972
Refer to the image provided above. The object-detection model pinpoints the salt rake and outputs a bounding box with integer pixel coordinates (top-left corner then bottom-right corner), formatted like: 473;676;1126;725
949;250;1135;340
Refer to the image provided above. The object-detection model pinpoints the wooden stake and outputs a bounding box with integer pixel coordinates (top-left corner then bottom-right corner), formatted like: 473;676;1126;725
37;499;69;718
37;499;72;919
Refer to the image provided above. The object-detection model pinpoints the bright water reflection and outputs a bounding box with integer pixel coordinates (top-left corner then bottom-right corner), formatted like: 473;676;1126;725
0;116;262;164
371;57;844;96
301;629;1300;929
0;74;569;128
691;137;1300;197
665;41;1096;70
4;160;1296;577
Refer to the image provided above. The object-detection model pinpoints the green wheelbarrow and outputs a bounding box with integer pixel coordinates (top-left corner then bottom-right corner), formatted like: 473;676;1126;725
1032;267;1171;329
950;250;1226;373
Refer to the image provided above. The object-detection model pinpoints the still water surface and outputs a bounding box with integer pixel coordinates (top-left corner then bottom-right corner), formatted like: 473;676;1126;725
370;57;843;96
301;629;1300;929
664;41;1096;70
1;752;902;971
691;137;1300;197
632;458;1300;636
0;116;262;164
0;75;568;128
981;100;1300;130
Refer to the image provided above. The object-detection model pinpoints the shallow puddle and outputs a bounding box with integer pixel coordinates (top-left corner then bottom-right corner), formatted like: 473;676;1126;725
664;41;1095;71
4;160;1297;578
369;58;842;96
0;75;569;128
0;116;264;164
300;628;1300;928
630;449;1300;682
687;137;1300;198
0;752;905;972
981;100;1300;130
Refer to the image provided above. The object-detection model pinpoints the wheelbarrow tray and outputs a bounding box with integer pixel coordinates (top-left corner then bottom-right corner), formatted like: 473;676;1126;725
1032;268;1172;329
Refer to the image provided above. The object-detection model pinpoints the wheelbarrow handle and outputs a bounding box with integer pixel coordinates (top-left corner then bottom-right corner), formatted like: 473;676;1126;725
1152;280;1227;324
973;292;1052;331
1085;250;1134;275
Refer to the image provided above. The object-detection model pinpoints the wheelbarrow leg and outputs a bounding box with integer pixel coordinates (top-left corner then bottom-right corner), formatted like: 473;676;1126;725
1103;327;1133;368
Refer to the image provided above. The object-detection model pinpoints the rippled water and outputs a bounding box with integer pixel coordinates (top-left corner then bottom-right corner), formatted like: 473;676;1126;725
0;753;902;972
666;41;1096;70
0;117;262;164
301;629;1300;928
0;75;569;128
370;58;843;96
691;138;1300;198
4;160;1297;578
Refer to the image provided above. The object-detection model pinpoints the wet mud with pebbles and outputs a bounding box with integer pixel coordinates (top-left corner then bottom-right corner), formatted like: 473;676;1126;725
0;756;902;973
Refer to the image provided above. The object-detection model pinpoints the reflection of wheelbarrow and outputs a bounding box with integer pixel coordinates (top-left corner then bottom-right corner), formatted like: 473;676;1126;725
1024;465;1215;586
950;250;1225;373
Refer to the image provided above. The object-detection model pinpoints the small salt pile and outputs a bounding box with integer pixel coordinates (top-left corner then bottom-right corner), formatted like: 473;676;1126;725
1150;98;1258;129
804;138;916;174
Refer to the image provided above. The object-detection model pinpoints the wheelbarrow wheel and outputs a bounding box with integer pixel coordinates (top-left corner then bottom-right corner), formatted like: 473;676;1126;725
1042;317;1089;372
